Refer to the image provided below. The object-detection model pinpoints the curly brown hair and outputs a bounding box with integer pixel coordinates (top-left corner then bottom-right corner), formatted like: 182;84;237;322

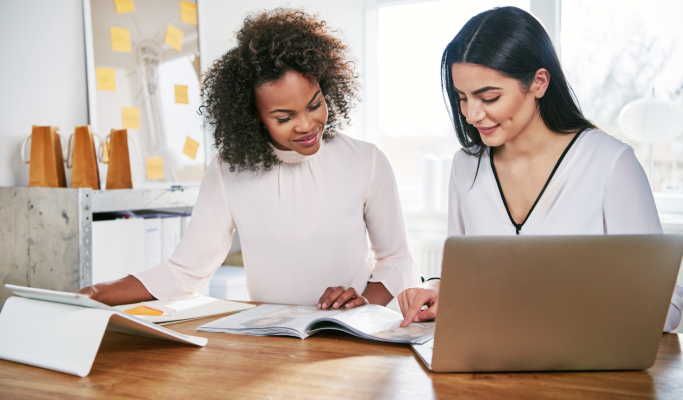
201;8;360;172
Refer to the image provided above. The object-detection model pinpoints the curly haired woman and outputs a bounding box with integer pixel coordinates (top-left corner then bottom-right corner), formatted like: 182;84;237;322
77;8;420;309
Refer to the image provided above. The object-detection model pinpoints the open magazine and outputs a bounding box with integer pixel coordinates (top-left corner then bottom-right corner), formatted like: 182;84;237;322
196;304;435;344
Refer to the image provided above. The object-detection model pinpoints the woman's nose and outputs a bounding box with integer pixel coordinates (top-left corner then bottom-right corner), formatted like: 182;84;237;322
463;102;485;125
295;114;316;133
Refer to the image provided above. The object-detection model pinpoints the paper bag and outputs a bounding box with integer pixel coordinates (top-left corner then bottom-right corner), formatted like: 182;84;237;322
22;125;67;188
67;126;101;190
104;129;140;190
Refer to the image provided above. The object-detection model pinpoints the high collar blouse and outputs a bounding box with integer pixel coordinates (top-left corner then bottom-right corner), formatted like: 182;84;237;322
135;133;421;305
447;129;683;332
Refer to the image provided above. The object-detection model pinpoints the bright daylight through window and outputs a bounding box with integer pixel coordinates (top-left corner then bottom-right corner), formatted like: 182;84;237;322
561;0;683;192
376;0;530;212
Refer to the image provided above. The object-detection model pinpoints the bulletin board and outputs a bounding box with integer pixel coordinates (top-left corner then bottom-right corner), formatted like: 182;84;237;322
83;0;205;188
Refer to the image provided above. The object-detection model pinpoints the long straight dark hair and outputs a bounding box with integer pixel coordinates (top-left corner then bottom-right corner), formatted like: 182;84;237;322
441;6;596;158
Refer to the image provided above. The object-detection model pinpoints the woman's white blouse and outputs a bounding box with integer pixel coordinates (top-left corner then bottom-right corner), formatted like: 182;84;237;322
134;134;421;306
447;129;683;332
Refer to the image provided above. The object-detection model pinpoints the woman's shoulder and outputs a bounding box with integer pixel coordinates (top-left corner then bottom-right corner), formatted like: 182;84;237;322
329;131;377;153
324;132;384;163
326;133;399;181
579;128;631;154
571;129;635;174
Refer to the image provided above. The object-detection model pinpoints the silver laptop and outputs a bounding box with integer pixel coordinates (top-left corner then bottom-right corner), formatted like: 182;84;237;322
412;235;683;372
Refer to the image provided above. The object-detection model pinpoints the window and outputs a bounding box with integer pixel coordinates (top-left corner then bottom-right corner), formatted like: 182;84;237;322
561;0;683;192
375;0;531;211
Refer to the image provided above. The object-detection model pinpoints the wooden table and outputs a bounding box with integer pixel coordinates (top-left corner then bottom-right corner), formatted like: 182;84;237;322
1;313;682;399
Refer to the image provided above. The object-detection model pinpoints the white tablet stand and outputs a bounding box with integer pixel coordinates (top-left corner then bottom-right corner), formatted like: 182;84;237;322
0;296;207;377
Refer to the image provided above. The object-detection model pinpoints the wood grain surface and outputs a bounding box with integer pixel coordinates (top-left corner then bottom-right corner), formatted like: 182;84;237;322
1;311;682;399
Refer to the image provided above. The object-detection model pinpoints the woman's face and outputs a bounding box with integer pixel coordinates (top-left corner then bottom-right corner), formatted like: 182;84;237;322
255;71;328;156
451;63;547;147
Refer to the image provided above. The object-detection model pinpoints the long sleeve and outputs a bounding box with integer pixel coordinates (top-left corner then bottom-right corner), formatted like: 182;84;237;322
603;147;662;235
134;157;236;300
364;147;421;296
447;152;465;237
603;146;682;332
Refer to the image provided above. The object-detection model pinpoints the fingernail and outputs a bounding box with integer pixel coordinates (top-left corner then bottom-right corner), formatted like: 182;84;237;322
322;303;327;309
345;303;351;307
317;303;321;309
333;302;338;308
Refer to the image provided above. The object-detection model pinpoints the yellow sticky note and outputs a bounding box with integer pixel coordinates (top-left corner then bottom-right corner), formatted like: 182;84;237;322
183;136;200;159
146;157;165;180
96;67;116;92
180;1;198;25
121;107;140;129
110;27;131;53
174;85;189;104
113;0;135;14
164;24;184;52
124;306;163;316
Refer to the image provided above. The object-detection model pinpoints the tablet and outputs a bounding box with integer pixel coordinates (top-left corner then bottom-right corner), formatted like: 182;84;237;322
5;284;113;311
3;284;207;347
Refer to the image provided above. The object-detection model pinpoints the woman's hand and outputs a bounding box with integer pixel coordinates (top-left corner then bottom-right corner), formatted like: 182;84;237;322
317;286;368;310
74;275;155;306
398;280;440;327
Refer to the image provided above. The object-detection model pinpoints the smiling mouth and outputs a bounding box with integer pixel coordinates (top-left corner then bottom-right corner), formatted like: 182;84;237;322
476;125;499;135
294;129;320;146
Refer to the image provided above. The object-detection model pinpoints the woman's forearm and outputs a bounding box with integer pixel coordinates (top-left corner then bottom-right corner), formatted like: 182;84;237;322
362;282;393;306
75;275;155;306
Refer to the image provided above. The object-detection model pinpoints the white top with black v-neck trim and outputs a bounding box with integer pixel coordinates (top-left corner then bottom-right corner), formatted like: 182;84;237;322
134;133;421;306
447;128;683;332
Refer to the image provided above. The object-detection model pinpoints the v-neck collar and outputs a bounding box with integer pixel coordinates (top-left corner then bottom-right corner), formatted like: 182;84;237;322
489;129;584;235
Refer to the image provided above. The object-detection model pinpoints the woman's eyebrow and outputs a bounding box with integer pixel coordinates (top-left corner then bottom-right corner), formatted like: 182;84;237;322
269;108;293;114
471;86;502;95
269;90;322;114
308;90;321;105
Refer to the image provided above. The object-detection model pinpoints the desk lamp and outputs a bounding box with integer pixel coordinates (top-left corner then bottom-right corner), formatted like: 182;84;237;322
618;98;683;188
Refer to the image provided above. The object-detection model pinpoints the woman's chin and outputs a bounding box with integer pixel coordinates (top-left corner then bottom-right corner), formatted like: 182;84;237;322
293;139;322;156
479;133;508;148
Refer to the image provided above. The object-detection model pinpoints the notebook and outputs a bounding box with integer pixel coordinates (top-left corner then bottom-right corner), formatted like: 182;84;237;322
114;296;255;325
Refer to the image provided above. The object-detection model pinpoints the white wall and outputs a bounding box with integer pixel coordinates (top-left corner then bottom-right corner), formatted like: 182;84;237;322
0;0;89;187
197;0;366;142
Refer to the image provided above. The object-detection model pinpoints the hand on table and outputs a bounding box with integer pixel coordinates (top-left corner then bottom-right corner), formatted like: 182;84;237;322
73;275;154;306
398;280;440;327
317;286;368;310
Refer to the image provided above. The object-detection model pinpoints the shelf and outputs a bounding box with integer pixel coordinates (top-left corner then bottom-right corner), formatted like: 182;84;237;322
92;187;200;213
0;187;199;309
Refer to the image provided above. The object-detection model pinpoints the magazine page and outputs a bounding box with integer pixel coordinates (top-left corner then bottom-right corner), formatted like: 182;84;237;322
310;304;435;344
197;304;343;338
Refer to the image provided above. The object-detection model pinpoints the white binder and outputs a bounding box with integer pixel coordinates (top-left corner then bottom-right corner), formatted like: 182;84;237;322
0;285;207;377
